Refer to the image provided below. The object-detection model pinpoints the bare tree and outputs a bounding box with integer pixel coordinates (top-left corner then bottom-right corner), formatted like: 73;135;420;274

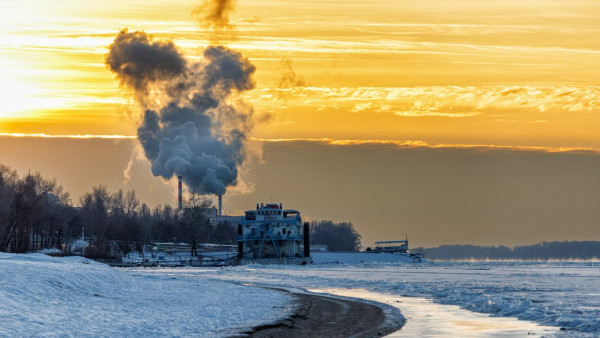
0;165;19;251
213;220;236;244
79;185;111;257
110;189;141;256
180;193;213;256
151;204;179;242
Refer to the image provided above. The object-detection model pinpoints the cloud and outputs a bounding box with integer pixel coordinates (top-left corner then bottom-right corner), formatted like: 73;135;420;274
251;85;600;118
0;133;135;139
253;137;600;155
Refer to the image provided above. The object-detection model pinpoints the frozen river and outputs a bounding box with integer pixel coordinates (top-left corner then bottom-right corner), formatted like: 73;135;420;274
140;261;600;336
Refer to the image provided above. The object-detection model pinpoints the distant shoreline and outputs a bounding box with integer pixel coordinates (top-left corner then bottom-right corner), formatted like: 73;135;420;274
414;241;600;261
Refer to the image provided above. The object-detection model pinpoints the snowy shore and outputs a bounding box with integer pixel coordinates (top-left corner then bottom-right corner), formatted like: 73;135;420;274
0;253;293;336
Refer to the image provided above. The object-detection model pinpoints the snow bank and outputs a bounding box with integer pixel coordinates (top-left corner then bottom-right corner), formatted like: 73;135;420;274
0;253;292;336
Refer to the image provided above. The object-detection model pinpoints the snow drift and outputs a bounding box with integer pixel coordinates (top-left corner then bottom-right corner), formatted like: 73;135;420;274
0;253;292;336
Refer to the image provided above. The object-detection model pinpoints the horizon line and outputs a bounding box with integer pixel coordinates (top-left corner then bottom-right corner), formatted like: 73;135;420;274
1;133;598;154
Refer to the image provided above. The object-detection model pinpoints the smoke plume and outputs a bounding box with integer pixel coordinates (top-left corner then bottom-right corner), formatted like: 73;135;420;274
274;58;306;101
193;0;236;42
106;29;256;196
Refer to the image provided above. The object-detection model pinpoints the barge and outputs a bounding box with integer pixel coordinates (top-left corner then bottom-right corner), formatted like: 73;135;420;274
237;203;312;265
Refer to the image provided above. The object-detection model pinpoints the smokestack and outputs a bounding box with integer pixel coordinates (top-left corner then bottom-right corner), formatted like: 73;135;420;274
178;176;183;210
218;195;223;216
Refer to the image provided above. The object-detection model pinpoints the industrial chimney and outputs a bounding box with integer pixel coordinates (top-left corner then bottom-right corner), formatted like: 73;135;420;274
218;195;223;216
178;176;183;210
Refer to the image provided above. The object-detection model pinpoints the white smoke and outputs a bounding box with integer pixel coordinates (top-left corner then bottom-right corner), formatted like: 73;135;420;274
106;30;256;196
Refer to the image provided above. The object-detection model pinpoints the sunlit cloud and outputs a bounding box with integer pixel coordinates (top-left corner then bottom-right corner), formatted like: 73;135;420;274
12;132;596;155
254;137;600;155
1;0;599;147
0;133;135;139
252;85;600;117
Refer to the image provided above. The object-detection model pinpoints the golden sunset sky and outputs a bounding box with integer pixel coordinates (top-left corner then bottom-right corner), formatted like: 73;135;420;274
1;0;599;246
2;0;599;146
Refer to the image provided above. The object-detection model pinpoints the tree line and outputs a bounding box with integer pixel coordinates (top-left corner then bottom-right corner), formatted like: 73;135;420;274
0;163;363;257
310;220;362;251
0;163;236;257
414;241;600;261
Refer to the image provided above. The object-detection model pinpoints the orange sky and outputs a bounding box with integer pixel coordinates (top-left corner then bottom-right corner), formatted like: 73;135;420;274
1;0;600;246
1;0;599;147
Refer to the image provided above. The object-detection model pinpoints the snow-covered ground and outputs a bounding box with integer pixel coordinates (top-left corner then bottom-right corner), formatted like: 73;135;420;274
0;253;292;336
137;261;600;335
3;253;599;336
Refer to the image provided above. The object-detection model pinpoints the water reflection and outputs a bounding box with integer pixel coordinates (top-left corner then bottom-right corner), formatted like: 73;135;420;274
311;288;560;337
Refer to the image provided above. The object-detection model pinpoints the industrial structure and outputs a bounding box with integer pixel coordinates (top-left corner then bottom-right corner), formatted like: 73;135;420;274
237;203;312;265
370;240;409;253
175;177;310;265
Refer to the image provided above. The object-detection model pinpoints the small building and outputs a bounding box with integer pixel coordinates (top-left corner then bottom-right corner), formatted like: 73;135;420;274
237;203;312;265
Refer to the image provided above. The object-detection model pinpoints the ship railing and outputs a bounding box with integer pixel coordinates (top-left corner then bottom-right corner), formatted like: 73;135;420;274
237;234;303;241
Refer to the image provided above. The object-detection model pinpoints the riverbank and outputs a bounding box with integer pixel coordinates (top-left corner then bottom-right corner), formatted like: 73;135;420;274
242;290;404;337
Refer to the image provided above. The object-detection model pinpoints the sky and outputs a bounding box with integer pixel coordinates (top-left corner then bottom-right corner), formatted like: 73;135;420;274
0;0;599;247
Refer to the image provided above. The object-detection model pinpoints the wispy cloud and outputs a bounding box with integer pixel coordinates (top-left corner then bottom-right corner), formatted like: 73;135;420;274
251;85;600;120
253;137;600;155
0;133;136;139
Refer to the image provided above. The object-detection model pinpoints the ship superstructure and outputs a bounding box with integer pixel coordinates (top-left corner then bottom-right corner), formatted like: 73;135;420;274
237;203;312;265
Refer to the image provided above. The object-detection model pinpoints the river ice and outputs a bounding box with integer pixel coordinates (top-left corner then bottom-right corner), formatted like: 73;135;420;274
168;261;599;335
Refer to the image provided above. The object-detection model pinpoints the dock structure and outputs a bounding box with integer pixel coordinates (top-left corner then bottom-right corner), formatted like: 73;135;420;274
237;203;312;265
372;240;409;253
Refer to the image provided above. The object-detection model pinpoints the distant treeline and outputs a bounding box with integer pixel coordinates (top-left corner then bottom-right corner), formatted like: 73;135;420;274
414;241;600;260
0;163;236;257
310;220;362;251
0;163;362;257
